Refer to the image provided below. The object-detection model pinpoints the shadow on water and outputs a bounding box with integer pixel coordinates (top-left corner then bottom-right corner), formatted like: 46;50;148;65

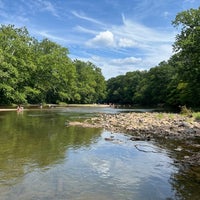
0;110;101;184
154;137;200;200
0;108;199;199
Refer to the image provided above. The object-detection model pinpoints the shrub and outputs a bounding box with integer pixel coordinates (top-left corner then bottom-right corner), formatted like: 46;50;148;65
192;112;200;121
180;105;193;117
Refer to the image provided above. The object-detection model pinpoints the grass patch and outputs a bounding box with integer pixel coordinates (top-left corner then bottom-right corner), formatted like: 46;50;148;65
168;113;175;119
192;112;200;121
57;102;68;106
156;113;164;119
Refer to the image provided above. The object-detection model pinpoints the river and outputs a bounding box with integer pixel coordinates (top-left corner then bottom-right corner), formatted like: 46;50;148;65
0;107;199;199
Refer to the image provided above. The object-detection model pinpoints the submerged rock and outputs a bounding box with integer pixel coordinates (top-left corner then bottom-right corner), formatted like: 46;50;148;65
67;112;200;167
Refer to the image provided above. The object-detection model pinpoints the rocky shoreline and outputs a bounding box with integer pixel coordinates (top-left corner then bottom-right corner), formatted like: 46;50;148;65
69;112;200;139
68;112;200;167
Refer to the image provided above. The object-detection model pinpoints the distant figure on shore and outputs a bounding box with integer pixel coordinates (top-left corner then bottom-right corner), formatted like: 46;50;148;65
40;103;43;109
17;105;23;112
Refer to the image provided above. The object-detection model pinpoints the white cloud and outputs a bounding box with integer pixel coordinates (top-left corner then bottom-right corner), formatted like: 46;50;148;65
83;13;175;51
110;57;142;65
74;25;97;35
141;44;173;67
78;14;175;78
70;42;174;79
0;0;177;79
21;0;59;17
70;55;144;79
119;14;174;43
35;31;70;44
163;11;170;18
118;38;138;48
71;11;104;26
41;0;58;17
86;30;115;47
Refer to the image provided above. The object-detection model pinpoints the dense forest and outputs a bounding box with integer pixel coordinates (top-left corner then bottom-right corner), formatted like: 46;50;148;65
106;7;200;108
0;7;200;108
0;25;106;105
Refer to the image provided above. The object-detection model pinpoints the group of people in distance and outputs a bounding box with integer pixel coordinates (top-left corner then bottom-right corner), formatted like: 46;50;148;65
17;105;23;112
17;103;43;112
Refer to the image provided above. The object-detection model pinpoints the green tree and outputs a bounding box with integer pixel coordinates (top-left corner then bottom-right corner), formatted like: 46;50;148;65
0;25;36;104
73;60;106;103
33;39;77;103
89;62;107;103
106;71;145;105
0;49;19;104
172;7;200;106
106;75;124;104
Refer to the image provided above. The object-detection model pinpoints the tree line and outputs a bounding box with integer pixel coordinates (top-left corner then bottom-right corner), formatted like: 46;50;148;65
106;7;200;108
0;7;199;108
0;25;106;105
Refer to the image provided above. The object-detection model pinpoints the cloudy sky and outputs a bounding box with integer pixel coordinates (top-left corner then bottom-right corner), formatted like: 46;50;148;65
0;0;199;79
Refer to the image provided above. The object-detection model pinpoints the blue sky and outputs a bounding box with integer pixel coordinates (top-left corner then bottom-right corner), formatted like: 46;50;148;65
0;0;199;79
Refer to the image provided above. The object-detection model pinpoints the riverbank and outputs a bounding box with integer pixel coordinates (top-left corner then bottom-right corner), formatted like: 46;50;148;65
70;112;200;138
69;112;200;167
0;104;110;111
0;109;17;111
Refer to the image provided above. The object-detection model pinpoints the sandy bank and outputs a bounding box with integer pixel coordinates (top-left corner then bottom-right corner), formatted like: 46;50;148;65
0;104;110;111
0;109;17;111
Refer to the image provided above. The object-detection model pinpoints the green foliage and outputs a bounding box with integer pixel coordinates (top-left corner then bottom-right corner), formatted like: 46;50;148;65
106;7;200;108
106;71;145;104
32;38;77;103
73;60;106;104
172;7;200;106
192;112;200;121
106;61;175;106
0;25;107;105
180;105;193;116
1;5;200;109
135;61;175;105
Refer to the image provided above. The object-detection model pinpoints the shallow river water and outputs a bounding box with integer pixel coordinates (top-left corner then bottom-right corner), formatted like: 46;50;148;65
0;107;198;199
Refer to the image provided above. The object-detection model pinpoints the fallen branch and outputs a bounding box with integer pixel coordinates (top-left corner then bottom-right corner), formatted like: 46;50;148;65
134;144;161;153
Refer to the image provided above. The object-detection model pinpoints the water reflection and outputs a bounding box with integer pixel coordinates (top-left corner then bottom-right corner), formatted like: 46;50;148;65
156;137;200;200
0;110;101;185
0;109;198;200
171;166;200;200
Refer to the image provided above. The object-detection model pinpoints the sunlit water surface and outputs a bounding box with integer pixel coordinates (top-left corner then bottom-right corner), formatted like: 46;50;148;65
0;107;178;200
